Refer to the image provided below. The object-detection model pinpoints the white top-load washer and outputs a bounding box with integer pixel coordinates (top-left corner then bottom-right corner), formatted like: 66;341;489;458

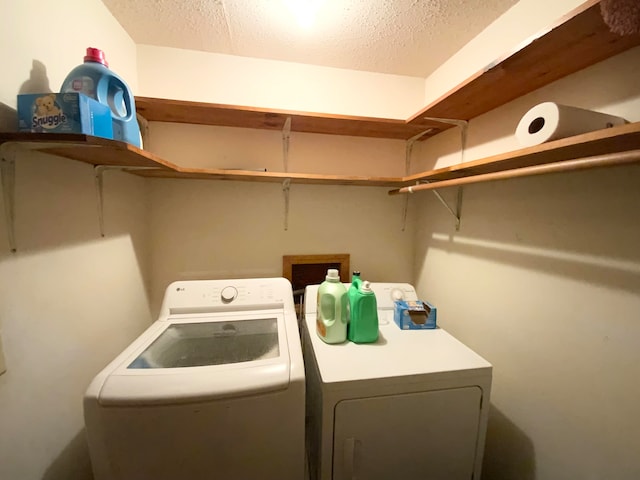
84;278;305;480
303;282;492;480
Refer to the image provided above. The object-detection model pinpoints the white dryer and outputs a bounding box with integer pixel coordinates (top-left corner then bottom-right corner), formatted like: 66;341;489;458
84;278;305;480
303;282;492;480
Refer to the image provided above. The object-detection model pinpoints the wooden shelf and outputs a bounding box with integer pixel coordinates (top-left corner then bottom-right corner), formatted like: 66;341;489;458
3;123;640;189
404;122;640;184
0;133;178;169
135;1;640;142
134;97;444;141
407;1;640;127
0;132;405;187
129;167;405;187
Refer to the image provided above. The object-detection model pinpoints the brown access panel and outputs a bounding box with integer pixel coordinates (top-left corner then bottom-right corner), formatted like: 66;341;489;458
282;254;350;294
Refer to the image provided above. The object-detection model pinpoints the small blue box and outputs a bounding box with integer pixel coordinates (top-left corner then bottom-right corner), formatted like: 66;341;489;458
17;92;113;139
394;300;437;330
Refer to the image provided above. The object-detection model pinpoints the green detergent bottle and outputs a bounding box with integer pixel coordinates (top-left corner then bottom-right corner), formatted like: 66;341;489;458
351;271;362;290
347;280;379;343
316;269;348;344
347;271;362;323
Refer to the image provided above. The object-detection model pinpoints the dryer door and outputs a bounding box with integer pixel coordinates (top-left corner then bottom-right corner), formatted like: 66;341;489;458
332;387;482;480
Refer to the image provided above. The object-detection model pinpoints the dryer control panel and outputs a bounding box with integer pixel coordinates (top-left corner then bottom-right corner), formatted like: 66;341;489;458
370;283;419;309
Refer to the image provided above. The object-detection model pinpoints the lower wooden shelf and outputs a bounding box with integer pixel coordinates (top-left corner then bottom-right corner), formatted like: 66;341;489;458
404;122;640;184
0;132;405;187
129;167;405;187
0;133;178;169
2;122;640;189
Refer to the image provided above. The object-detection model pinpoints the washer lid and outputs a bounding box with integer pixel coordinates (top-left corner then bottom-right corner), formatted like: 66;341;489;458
96;313;290;406
129;318;280;369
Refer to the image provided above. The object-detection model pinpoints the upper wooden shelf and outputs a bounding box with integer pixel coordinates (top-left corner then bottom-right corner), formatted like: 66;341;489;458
134;97;443;141
135;1;640;141
409;0;640;126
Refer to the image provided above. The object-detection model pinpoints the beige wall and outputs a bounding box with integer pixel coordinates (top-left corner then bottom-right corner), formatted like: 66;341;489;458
145;122;408;176
413;41;640;480
0;2;151;480
0;0;138;128
136;44;425;119
414;165;640;480
147;179;416;315
138;48;421;314
413;4;640;479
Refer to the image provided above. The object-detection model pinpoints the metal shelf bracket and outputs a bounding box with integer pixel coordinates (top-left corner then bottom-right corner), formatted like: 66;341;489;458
402;128;435;232
420;116;468;231
415;181;464;231
282;117;292;173
281;118;292;231
421;117;469;159
282;178;291;231
0;142;18;253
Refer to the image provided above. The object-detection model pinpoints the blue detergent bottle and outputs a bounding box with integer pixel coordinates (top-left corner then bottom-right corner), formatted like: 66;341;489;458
61;47;141;147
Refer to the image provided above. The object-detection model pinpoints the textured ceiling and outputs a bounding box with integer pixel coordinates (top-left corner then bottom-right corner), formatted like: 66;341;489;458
102;0;518;77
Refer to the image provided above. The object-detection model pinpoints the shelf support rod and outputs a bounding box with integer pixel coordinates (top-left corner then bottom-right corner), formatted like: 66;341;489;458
0;143;17;253
282;117;292;173
389;148;640;195
420;117;468;231
401;128;437;231
282;178;291;231
94;165;161;238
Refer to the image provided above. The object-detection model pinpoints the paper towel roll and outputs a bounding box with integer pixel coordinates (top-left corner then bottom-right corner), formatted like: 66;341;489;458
515;102;627;147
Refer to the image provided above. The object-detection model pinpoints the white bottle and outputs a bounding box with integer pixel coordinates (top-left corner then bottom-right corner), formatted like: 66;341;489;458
316;269;348;344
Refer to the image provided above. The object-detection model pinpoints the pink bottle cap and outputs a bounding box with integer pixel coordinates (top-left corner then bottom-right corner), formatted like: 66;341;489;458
84;47;109;67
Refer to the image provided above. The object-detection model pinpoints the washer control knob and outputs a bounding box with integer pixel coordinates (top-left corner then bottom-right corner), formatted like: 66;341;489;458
221;286;238;303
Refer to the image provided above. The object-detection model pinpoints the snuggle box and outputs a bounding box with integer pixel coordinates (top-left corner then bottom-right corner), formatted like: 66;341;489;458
394;300;437;330
17;92;112;139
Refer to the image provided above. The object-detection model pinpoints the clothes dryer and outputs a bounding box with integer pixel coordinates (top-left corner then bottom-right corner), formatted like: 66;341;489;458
303;282;492;480
85;278;305;480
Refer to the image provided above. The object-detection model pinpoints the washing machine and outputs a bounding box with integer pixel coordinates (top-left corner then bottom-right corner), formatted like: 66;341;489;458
84;278;305;480
303;282;492;480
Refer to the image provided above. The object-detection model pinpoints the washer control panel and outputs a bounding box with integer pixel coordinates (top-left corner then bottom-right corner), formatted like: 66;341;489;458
161;278;290;313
